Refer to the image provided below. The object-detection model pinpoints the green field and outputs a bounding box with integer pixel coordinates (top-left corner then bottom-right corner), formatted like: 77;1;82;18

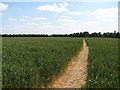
2;37;83;88
2;37;119;88
85;38;119;88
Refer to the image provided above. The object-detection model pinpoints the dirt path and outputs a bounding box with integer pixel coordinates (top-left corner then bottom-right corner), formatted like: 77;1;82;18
51;39;89;88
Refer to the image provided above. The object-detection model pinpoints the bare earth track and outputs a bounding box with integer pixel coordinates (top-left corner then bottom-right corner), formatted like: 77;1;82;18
51;39;89;88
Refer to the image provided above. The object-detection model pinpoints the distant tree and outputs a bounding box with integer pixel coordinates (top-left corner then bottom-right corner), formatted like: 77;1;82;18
71;33;79;37
91;32;97;37
2;31;120;38
103;33;107;37
97;32;102;37
83;32;89;37
114;31;117;38
80;32;84;37
116;32;120;38
68;34;72;37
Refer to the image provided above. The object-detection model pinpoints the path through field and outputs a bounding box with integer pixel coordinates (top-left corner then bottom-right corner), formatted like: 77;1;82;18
52;39;89;88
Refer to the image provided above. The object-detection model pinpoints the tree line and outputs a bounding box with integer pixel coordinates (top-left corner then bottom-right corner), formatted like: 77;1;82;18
1;31;120;38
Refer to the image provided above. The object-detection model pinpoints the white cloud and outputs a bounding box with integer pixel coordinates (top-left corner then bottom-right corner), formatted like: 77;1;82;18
27;22;39;26
24;16;30;18
37;2;83;16
60;16;71;19
32;17;48;20
0;13;7;16
99;19;114;23
37;3;69;13
27;22;51;26
93;8;118;22
85;10;90;13
57;19;76;23
19;19;26;21
84;21;100;27
84;8;118;23
0;13;2;16
83;20;118;33
58;18;77;26
69;11;83;15
59;2;72;7
94;8;118;18
40;22;51;25
0;3;8;11
63;23;76;26
27;22;53;27
8;18;16;21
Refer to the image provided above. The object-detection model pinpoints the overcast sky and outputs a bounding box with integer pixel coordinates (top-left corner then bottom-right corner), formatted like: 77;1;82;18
0;2;118;34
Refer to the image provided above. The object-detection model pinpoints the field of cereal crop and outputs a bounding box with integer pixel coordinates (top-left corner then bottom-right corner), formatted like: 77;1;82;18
2;37;119;88
85;38;119;88
2;37;83;88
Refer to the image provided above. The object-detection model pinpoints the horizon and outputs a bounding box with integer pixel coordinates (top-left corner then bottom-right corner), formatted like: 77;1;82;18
1;30;118;36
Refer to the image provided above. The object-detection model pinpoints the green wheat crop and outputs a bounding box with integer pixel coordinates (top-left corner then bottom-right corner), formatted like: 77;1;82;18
2;37;83;88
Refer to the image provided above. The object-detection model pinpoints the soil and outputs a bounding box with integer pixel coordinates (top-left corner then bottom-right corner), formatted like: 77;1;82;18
51;39;89;88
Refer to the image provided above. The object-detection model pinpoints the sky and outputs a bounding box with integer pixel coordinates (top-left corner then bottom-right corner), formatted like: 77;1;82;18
0;2;118;34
